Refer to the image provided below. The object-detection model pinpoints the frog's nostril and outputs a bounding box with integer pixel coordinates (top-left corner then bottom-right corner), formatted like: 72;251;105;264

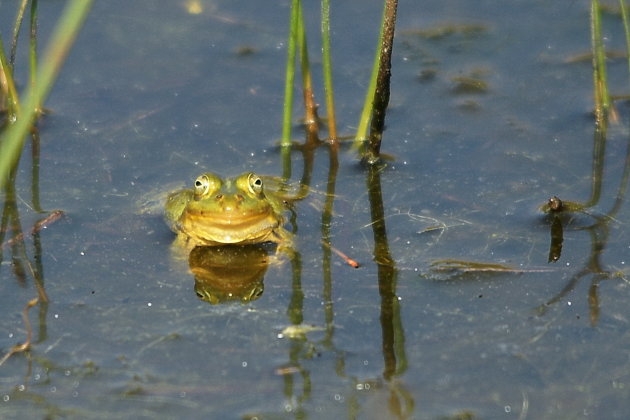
236;194;244;201
215;194;223;200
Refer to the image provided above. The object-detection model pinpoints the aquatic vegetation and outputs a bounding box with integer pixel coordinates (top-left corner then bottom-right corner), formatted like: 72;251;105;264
282;0;399;163
0;0;92;367
450;75;489;94
0;0;93;190
591;0;612;125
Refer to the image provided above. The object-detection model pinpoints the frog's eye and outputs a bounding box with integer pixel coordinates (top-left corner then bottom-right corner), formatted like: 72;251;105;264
194;173;222;198
194;175;210;195
248;174;263;194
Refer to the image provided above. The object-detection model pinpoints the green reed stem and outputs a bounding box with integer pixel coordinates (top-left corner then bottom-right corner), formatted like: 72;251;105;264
281;144;292;180
354;8;385;147
282;0;300;147
10;0;30;67
30;0;39;95
591;0;610;124
321;0;337;143
0;0;93;190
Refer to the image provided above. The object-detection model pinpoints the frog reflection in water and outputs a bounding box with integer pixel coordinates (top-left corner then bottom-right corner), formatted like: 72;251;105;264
189;245;268;304
164;172;293;252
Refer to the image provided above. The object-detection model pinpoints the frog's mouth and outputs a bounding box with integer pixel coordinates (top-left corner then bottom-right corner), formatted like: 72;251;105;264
186;210;274;227
182;210;280;244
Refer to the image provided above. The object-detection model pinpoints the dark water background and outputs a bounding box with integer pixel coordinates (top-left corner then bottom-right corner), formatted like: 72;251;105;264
1;1;630;419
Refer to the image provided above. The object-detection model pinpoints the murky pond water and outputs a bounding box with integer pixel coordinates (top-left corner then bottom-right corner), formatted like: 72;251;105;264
2;0;630;419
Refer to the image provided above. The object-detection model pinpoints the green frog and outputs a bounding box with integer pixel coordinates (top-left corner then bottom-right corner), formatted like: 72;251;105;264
164;172;293;249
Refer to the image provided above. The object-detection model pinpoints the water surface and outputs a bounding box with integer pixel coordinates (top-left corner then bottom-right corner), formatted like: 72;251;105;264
1;1;630;419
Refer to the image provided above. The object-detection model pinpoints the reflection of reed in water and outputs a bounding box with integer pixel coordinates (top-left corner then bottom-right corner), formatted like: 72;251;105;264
0;0;91;366
535;0;630;325
365;163;413;415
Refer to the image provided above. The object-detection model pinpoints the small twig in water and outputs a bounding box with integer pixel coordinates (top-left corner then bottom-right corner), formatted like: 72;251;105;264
1;209;64;249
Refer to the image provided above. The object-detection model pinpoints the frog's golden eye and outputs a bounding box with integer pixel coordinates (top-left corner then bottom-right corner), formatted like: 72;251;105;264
194;173;222;198
248;173;263;194
194;175;211;195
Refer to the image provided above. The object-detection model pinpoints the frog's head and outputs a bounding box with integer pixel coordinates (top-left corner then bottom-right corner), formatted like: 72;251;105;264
180;172;282;245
